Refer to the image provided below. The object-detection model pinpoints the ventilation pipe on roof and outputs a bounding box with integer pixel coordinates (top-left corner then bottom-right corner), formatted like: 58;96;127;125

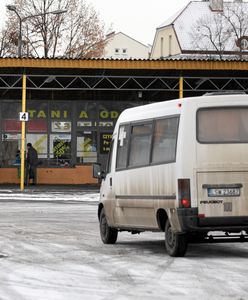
209;0;223;11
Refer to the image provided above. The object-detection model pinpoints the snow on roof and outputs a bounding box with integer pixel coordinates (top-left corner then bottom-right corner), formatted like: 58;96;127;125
158;1;248;52
158;6;187;28
174;1;211;50
105;31;149;48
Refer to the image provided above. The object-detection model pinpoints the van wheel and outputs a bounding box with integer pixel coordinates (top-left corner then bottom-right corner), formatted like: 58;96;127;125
100;209;118;244
165;219;188;257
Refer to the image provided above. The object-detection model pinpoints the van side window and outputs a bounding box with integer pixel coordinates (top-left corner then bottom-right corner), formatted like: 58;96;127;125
116;124;130;169
128;123;153;167
151;117;179;164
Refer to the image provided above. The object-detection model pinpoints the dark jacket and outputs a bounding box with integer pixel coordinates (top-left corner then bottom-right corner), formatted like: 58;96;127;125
27;146;38;166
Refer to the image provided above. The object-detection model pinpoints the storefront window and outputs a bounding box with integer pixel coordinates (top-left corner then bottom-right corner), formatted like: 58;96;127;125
2;102;21;119
1;134;21;166
26;134;48;159
1;102;22;166
77;131;97;163
50;134;71;166
2;102;22;133
98;101;119;128
48;102;72;166
50;102;72;120
77;102;98;127
27;101;48;133
0;100;145;168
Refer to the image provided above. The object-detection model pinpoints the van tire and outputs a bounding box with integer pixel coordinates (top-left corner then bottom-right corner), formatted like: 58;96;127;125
165;219;188;257
100;209;118;244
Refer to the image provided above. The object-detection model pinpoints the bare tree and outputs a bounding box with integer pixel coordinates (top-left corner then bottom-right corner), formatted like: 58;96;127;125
222;2;248;58
3;0;106;58
0;24;18;57
191;12;230;59
190;1;248;59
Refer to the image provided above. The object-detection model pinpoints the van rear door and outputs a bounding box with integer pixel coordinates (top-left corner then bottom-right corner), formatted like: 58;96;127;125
196;106;248;219
197;171;248;218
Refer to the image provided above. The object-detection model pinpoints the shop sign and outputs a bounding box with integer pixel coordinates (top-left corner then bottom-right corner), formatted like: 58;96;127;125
77;121;92;127
99;111;119;119
28;120;47;132
3;120;47;132
28;110;69;119
26;109;119;120
99;121;113;127
53;139;71;158
100;133;112;154
52;122;71;132
2;133;21;140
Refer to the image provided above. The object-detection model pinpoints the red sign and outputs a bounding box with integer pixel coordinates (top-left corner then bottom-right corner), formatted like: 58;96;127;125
3;120;47;132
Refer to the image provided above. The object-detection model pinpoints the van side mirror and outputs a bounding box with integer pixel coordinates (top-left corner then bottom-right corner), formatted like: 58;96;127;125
93;163;106;179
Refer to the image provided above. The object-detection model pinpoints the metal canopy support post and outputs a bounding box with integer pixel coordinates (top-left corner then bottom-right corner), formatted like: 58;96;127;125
179;77;183;99
20;74;26;191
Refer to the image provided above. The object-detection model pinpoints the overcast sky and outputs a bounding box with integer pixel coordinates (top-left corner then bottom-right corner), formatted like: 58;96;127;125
88;0;191;45
0;0;191;45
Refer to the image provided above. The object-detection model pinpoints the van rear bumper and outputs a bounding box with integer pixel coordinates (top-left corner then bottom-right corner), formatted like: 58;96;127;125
177;208;248;232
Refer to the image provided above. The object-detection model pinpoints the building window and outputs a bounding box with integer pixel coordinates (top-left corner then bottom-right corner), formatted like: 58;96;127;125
160;37;164;57
122;48;127;55
115;48;120;55
169;35;172;56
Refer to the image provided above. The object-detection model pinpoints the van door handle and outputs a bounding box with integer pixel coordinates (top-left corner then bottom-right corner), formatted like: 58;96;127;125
110;177;112;187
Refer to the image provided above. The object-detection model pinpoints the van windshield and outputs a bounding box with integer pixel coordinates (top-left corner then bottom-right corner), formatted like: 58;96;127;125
197;107;248;143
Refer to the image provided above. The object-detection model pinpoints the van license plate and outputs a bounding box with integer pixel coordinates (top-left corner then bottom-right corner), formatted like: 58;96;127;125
208;188;240;197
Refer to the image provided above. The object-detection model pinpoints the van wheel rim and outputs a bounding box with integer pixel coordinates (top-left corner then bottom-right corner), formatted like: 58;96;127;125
167;227;176;248
101;215;107;236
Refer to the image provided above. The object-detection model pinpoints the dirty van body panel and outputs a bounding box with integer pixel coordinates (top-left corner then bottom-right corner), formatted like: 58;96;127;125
113;164;179;230
197;170;248;218
100;174;116;227
194;105;248;229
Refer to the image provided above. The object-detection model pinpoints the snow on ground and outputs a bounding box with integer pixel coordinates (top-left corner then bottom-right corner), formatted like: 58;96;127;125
0;188;99;202
0;190;247;299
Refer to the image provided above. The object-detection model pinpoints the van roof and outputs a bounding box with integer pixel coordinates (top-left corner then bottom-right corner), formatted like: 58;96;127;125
117;94;248;125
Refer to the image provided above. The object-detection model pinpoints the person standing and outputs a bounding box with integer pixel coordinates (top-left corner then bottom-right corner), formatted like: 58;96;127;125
26;143;38;185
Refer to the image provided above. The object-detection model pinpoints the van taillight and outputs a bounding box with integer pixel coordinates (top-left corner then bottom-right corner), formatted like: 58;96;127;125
178;179;191;208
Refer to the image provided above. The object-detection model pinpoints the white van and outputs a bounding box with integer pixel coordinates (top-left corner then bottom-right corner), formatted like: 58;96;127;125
93;94;248;257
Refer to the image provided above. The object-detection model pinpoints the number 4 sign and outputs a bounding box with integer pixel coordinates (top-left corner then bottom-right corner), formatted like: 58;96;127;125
19;112;29;121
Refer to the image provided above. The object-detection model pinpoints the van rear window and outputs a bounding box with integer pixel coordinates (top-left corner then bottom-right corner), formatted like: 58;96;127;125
197;107;248;143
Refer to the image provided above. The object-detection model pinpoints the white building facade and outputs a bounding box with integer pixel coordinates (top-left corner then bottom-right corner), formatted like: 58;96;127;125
151;0;248;59
103;32;150;59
